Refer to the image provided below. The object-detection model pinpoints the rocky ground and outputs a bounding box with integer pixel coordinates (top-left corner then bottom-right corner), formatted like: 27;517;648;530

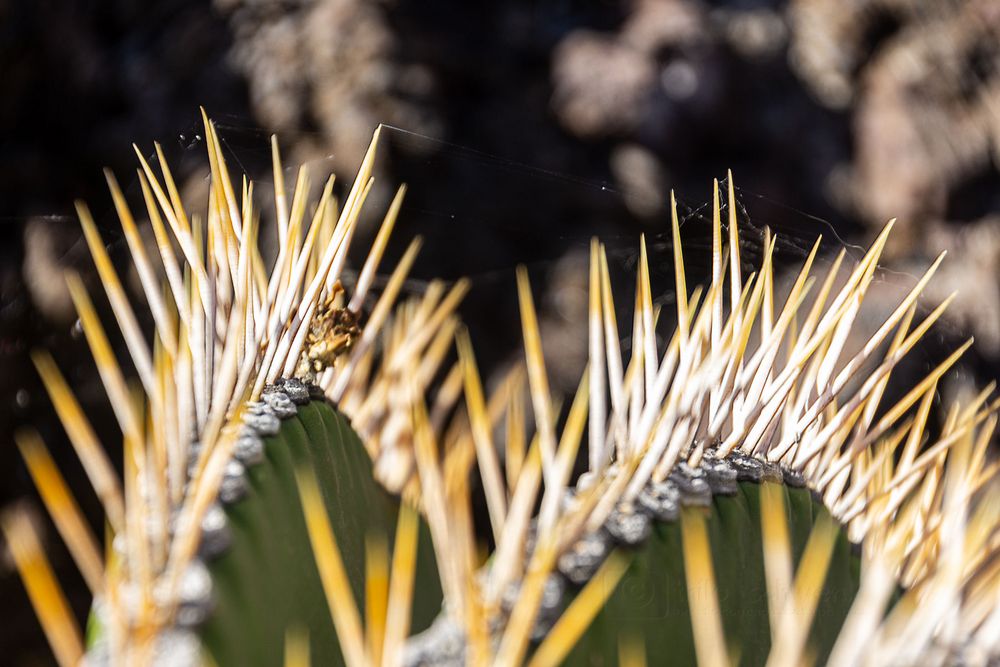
3;0;999;662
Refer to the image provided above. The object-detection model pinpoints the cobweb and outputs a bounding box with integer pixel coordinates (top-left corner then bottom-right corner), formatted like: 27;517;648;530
88;115;868;299
27;113;974;550
70;113;947;385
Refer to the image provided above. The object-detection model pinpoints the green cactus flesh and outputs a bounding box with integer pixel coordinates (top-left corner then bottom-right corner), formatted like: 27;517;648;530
86;394;872;666
205;400;862;666
199;399;441;666
562;483;861;666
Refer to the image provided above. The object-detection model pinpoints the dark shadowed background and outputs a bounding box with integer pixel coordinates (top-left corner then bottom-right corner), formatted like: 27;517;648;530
3;0;1000;663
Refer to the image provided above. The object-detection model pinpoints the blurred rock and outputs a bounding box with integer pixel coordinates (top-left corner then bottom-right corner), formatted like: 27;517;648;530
921;217;1000;356
853;0;1000;250
219;0;443;175
610;144;667;219
787;0;1000;251
552;30;658;139
713;7;786;60
22;218;77;322
539;249;590;396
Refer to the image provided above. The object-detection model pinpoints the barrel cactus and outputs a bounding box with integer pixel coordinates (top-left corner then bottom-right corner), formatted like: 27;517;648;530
6;114;999;666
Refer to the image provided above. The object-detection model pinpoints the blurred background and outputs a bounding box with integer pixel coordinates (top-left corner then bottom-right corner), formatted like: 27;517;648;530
3;0;1000;662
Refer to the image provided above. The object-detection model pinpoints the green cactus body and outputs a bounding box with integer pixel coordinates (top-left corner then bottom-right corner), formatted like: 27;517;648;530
563;483;859;666
199;399;441;665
